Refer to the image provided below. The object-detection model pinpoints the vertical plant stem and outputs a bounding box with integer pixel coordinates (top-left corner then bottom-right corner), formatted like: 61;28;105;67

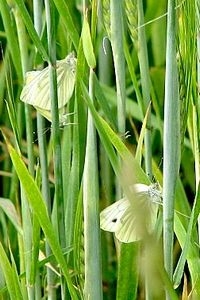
98;16;114;299
137;2;153;298
33;0;54;298
195;1;200;243
83;69;102;300
110;0;126;136
14;6;34;300
197;1;200;124
163;0;180;294
45;0;66;297
110;0;126;200
44;0;65;246
33;1;51;216
0;1;23;80
137;0;152;179
14;8;34;175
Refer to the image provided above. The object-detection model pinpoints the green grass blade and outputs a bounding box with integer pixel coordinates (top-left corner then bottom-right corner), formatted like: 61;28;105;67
0;198;22;235
163;0;180;284
173;184;200;296
0;1;23;80
116;243;139;300
137;0;152;178
110;0;126;134
45;0;65;250
0;242;23;300
83;67;102;298
81;81;148;184
13;0;48;61
6;141;79;299
52;0;79;49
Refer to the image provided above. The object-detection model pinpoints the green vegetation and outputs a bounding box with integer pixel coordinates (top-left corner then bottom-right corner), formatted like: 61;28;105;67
0;0;199;299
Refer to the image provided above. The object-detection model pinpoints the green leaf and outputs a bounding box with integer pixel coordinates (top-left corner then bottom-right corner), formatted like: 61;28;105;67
173;184;200;295
52;0;79;50
117;243;139;300
0;243;23;300
6;142;79;299
0;198;22;235
13;0;49;61
81;81;148;184
82;15;96;68
0;1;23;80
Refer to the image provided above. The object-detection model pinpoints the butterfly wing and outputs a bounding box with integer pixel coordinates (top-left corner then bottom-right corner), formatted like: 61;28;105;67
57;53;76;109
114;206;141;243
20;68;51;110
100;198;129;233
148;199;160;233
34;106;52;122
20;52;76;119
132;183;150;194
100;183;161;243
131;183;160;233
114;188;158;243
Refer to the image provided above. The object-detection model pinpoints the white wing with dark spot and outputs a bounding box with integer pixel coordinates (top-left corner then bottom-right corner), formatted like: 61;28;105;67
100;183;162;243
100;198;129;232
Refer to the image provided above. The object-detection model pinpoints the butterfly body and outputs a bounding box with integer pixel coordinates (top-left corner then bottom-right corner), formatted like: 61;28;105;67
20;52;76;124
100;183;162;243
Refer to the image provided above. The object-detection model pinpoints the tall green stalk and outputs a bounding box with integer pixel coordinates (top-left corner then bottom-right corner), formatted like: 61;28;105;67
137;0;152;179
195;0;200;255
195;2;200;190
137;3;154;298
33;0;54;298
14;5;35;300
83;70;102;299
82;3;102;298
110;0;125;203
110;0;126;136
44;0;65;247
163;0;180;295
44;0;66;298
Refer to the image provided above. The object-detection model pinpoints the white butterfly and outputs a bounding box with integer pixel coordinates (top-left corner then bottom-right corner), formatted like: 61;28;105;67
20;52;76;125
100;183;162;243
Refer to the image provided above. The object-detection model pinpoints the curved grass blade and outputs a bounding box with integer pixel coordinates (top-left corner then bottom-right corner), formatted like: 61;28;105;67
13;0;48;61
0;242;23;300
4;139;79;299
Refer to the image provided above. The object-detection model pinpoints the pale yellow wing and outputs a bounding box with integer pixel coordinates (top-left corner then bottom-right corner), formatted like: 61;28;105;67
100;183;162;243
100;198;129;233
20;68;50;109
20;52;76;116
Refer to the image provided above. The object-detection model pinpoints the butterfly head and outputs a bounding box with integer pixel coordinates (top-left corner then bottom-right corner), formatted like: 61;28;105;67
148;183;162;204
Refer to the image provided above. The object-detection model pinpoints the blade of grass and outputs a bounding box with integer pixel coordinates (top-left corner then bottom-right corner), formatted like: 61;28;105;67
33;0;55;296
81;81;149;185
173;184;200;296
83;70;102;299
5;140;79;299
52;0;79;50
0;198;22;235
13;7;36;299
163;0;180;293
13;0;49;61
116;243;139;300
0;1;23;81
137;0;152;179
82;6;102;295
44;0;65;248
0;242;23;300
110;0;126;135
